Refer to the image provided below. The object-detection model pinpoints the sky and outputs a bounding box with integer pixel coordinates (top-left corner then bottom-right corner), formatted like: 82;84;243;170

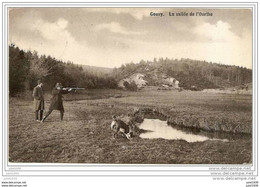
9;8;252;68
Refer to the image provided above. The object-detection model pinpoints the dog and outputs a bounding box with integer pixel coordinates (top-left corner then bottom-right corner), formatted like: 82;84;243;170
111;115;132;140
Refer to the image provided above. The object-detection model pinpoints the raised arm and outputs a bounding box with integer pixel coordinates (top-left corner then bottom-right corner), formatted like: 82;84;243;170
60;89;71;94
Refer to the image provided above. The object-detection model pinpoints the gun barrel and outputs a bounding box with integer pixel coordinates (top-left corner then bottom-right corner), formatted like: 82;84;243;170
71;88;85;90
63;87;85;90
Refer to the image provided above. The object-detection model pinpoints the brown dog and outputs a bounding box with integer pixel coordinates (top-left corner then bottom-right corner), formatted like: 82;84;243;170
111;115;132;140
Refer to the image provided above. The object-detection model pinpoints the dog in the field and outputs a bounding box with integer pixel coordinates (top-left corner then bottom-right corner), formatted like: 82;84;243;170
110;115;132;140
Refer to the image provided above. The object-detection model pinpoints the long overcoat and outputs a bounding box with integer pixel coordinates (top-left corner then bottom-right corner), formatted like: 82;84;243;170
32;86;44;111
48;87;69;112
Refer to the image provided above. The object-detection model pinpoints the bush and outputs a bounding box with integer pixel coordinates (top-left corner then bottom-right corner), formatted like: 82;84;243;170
123;81;137;91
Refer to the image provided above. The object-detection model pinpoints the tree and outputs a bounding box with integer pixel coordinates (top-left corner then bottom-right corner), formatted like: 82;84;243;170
9;45;30;95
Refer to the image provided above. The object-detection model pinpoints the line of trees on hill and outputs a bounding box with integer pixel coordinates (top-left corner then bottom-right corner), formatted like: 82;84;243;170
9;44;117;96
9;44;252;95
112;58;252;90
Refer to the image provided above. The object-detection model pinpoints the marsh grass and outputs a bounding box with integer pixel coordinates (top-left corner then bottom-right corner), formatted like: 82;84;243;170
8;89;252;164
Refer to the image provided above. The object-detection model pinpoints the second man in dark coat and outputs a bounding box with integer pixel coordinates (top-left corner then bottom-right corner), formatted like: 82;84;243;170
33;80;45;122
41;82;72;122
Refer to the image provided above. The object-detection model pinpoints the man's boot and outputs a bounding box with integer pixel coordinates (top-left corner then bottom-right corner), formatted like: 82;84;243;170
35;111;40;122
41;116;46;123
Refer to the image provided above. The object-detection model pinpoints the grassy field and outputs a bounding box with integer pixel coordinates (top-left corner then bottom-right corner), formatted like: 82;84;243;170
9;88;252;164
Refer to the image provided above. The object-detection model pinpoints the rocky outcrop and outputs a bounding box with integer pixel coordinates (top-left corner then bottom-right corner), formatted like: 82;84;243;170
118;73;148;89
118;72;179;89
162;77;179;88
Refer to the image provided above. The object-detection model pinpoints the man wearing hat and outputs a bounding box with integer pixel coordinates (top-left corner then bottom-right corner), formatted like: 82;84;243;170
32;79;45;122
41;82;72;123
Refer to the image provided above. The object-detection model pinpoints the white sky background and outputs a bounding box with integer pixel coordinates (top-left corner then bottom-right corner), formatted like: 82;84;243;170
9;8;252;68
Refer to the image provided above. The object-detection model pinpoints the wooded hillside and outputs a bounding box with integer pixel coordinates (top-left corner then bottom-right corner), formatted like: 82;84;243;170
112;58;252;90
9;44;252;95
9;44;117;96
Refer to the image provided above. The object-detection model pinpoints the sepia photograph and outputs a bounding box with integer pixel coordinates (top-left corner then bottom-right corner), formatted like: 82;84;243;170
7;6;253;166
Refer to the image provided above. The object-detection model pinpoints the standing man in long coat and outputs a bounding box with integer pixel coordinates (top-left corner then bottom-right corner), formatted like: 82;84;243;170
33;79;44;122
41;82;72;122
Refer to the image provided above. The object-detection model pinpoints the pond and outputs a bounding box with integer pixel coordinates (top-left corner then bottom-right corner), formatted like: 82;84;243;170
139;118;228;142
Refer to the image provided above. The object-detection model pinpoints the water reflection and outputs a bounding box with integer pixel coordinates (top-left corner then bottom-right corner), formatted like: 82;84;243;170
139;119;228;142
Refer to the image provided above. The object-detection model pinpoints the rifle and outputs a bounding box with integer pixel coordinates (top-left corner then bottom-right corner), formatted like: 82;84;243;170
61;87;85;91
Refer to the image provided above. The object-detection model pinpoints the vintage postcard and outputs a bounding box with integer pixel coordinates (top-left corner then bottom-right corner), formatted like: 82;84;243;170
1;2;258;187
